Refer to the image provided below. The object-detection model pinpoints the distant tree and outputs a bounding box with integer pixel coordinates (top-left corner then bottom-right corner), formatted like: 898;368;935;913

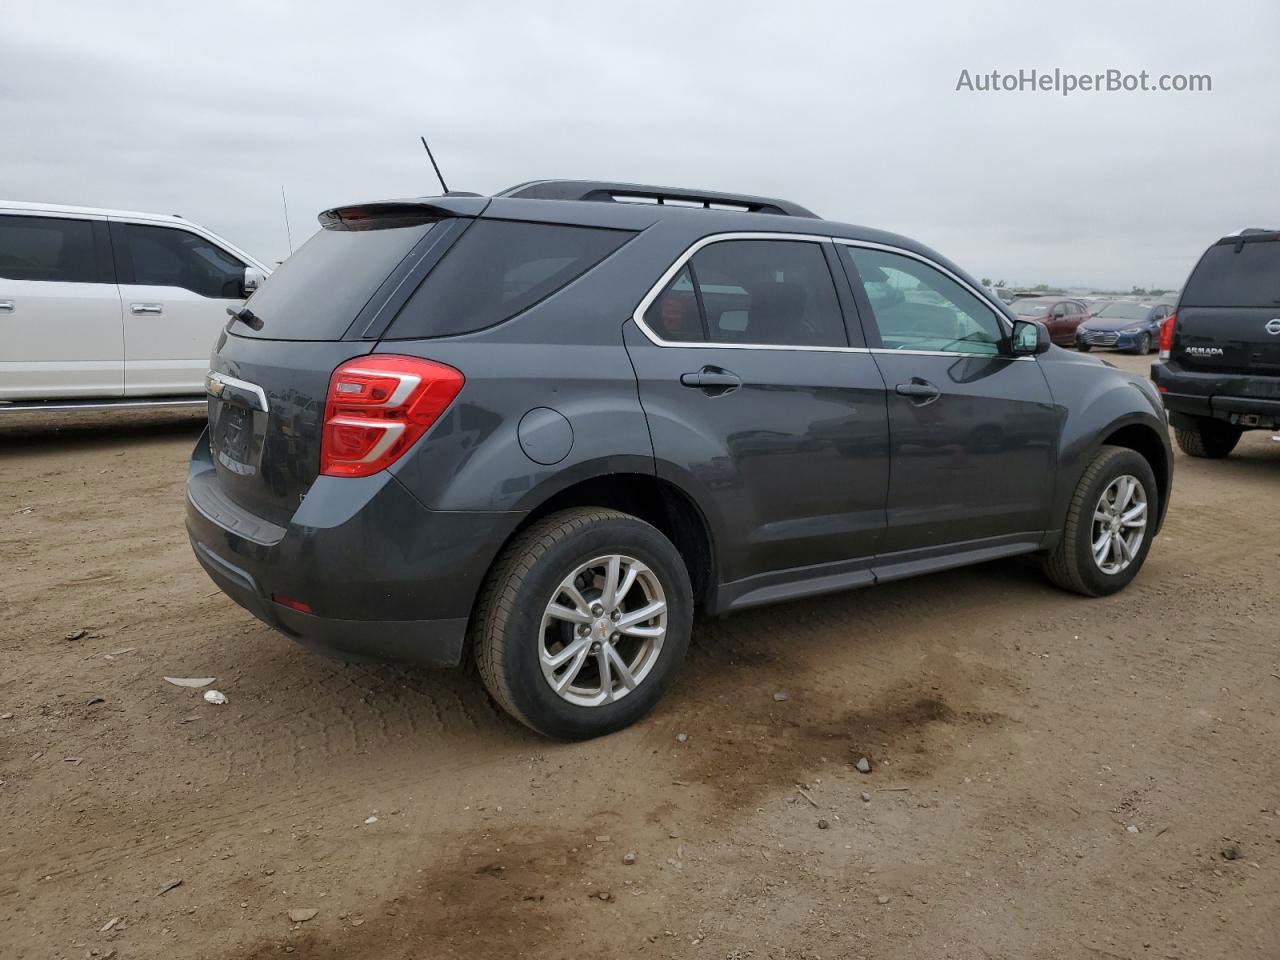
1032;283;1050;292
1131;286;1148;296
981;277;993;287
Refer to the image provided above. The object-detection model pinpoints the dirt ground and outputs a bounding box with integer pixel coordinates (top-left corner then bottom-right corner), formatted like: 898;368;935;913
2;351;1278;960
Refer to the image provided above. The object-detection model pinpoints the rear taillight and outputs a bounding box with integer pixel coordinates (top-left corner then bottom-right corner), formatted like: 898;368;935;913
320;355;464;478
1158;312;1177;361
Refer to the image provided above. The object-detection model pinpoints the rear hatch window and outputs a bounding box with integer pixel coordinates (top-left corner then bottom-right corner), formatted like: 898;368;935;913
382;219;634;339
233;216;438;340
1182;237;1280;307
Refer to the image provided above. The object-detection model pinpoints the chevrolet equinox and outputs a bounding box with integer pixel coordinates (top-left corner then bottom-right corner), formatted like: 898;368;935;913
187;180;1173;739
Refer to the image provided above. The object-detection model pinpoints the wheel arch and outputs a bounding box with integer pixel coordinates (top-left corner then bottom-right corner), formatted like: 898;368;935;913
1100;421;1171;531
482;471;718;614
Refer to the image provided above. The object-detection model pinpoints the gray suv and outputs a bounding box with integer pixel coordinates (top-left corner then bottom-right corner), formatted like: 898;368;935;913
187;180;1172;739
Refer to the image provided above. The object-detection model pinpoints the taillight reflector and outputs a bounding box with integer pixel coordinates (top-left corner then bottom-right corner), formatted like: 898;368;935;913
272;594;313;614
1157;312;1177;361
320;355;464;478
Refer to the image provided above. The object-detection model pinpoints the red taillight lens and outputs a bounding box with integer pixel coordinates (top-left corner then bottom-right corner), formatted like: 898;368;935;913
1158;312;1177;360
271;593;313;614
320;355;464;478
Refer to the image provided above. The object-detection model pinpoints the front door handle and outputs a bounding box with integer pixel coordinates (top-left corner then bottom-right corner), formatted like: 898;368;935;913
0;300;13;313
130;303;163;315
680;366;742;394
895;379;941;403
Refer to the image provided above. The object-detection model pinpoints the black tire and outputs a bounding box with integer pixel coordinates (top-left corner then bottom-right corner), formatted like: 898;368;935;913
1042;445;1158;597
1130;333;1151;355
471;507;693;740
1174;418;1241;458
1077;343;1092;352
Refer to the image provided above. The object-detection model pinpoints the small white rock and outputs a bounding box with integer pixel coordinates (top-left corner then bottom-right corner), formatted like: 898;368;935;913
203;690;228;705
364;816;378;825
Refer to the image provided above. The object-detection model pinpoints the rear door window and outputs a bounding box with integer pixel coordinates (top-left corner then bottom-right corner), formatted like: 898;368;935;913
693;240;846;347
647;239;847;347
0;215;104;283
1182;239;1280;307
119;224;246;298
385;219;634;339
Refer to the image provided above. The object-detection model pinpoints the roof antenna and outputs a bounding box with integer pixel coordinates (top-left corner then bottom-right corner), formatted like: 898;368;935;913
280;185;294;255
420;135;449;194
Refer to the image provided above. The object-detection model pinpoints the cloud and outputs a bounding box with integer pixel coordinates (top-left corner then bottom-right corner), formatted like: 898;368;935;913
3;0;1277;286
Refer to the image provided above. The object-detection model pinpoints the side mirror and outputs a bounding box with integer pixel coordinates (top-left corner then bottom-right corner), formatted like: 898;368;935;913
1011;319;1051;355
241;267;266;299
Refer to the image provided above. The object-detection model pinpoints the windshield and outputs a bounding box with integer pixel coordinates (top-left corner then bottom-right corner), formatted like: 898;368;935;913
1012;301;1051;317
1096;302;1151;321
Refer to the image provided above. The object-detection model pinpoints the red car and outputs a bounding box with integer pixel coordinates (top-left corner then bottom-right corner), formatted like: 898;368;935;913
1010;296;1092;346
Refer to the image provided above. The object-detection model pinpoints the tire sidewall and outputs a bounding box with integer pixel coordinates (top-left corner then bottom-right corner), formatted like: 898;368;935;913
1069;450;1158;596
498;518;693;740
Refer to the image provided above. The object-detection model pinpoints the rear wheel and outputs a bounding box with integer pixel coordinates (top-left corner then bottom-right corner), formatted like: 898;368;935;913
472;508;693;740
1043;445;1157;597
1174;418;1241;458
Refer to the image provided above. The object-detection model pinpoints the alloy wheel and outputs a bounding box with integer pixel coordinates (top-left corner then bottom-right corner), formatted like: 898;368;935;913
538;555;667;707
1091;475;1148;575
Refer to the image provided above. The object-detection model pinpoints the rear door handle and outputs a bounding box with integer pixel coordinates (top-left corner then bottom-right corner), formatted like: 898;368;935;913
895;379;941;403
130;303;163;315
680;367;742;393
0;300;13;313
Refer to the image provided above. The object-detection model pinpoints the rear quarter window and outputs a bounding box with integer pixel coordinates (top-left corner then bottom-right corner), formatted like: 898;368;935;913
383;219;634;340
1182;239;1280;308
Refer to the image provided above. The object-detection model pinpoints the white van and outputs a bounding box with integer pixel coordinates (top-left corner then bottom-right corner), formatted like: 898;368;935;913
0;200;270;403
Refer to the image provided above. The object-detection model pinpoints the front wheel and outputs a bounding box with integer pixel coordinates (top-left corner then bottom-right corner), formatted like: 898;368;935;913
1131;333;1151;355
1043;446;1158;597
1077;343;1092;352
472;508;693;740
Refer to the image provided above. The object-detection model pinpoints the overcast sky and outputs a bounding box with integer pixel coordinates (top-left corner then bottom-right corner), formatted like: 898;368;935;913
4;0;1277;289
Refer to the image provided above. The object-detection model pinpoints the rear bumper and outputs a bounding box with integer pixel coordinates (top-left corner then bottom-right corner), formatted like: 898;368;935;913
185;429;522;667
1152;363;1280;429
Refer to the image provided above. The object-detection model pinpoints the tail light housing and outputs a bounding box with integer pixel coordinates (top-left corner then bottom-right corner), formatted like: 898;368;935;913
1158;312;1177;361
320;355;464;477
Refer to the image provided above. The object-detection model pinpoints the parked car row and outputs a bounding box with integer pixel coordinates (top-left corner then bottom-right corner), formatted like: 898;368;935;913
1003;294;1176;355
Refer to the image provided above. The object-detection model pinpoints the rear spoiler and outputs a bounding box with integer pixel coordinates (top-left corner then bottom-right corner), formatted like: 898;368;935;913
319;196;489;230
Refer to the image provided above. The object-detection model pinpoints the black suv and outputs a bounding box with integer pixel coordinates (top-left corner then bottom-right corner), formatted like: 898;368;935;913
1152;228;1280;457
187;180;1172;739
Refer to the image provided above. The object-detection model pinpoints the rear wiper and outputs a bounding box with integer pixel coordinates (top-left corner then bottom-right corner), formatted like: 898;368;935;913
226;305;264;331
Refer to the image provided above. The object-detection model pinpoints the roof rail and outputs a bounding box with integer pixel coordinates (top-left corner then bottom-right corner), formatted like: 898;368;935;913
497;180;819;218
